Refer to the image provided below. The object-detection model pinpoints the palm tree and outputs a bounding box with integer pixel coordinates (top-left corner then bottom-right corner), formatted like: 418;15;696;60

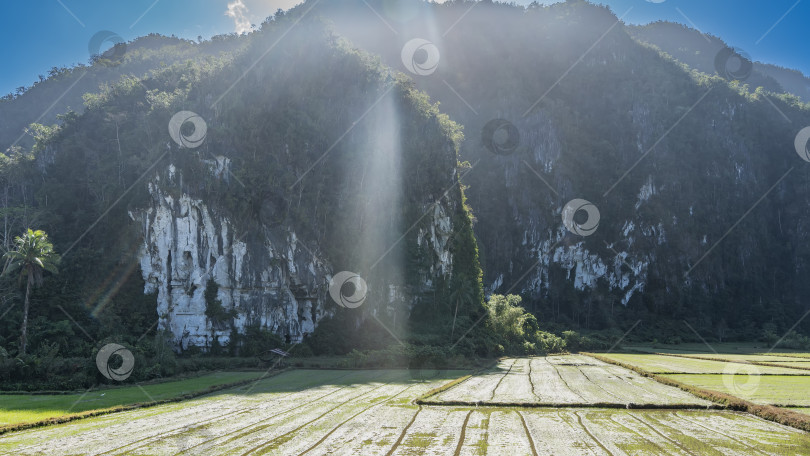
2;229;59;355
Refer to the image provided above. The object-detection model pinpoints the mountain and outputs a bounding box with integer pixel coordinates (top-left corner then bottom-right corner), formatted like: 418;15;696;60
628;21;810;103
0;33;246;151
0;17;482;353
1;0;809;353
298;0;810;339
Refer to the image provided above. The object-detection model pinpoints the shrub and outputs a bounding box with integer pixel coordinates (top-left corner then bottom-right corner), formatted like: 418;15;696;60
535;331;566;353
773;331;810;350
237;327;284;358
306;312;355;355
290;343;314;358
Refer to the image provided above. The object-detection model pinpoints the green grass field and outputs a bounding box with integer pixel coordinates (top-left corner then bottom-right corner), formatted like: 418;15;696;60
660;353;806;363
596;353;810;375
769;361;810;369
663;374;810;406
622;345;810;369
623;343;801;354
0;371;266;427
599;348;810;413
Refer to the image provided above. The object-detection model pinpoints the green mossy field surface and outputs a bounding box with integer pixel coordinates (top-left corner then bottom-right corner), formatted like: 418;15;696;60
598;353;810;375
0;371;266;427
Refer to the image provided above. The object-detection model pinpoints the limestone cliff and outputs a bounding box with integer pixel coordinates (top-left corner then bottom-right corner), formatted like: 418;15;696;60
132;158;460;349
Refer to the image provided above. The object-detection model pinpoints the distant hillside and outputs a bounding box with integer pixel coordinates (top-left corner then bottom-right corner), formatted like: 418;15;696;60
628;21;810;103
0;33;246;151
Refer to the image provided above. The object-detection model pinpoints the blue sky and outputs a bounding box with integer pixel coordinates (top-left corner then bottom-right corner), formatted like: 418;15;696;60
0;0;807;96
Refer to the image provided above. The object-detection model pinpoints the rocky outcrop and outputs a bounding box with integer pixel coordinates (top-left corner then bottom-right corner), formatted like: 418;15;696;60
133;175;332;350
133;163;458;350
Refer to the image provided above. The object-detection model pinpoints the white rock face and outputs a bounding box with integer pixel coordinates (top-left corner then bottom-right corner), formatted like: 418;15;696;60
416;202;454;281
134;180;332;351
521;230;650;306
133;166;457;351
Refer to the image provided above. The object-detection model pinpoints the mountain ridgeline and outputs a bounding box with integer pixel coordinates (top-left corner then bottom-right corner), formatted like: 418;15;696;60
1;0;809;359
627;21;810;104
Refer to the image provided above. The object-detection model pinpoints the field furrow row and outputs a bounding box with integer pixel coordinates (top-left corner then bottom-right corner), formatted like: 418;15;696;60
432;356;712;406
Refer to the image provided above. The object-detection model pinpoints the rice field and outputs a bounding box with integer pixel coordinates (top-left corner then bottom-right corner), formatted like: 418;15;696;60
769;353;810;359
1;355;808;454
429;356;712;407
597;350;810;411
597;353;810;375
663;374;810;406
619;348;810;372
0;371;268;427
768;361;810;369
658;353;807;363
622;343;797;355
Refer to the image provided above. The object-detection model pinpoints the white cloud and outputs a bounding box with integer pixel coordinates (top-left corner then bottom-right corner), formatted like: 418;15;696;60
225;0;252;34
